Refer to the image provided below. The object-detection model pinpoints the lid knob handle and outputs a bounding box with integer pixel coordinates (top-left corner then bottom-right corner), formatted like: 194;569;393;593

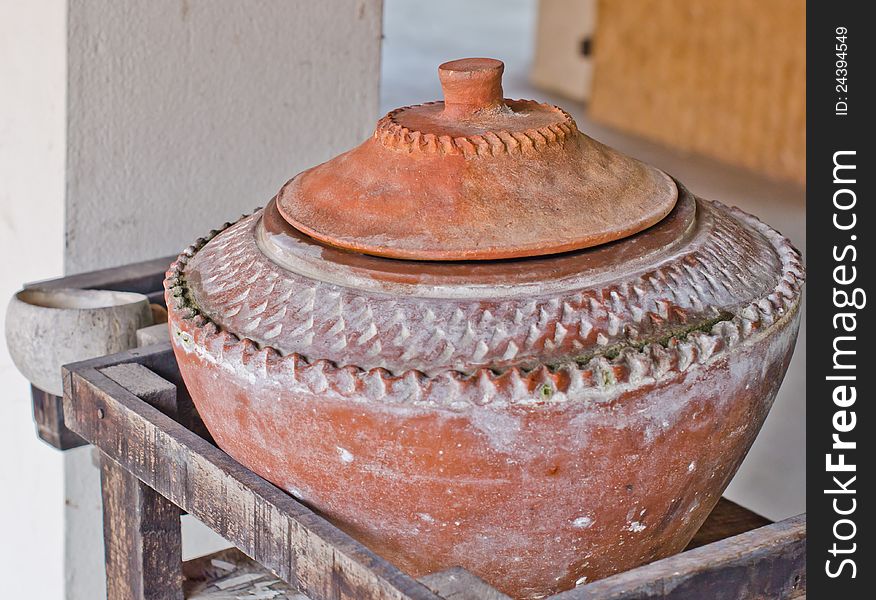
438;58;505;119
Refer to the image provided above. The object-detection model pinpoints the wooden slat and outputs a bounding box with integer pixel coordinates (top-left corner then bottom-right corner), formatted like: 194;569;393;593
420;568;512;600
559;514;806;599
65;343;211;442
179;503;779;600
183;547;305;599
101;454;184;600
31;386;87;450
98;359;184;600
137;323;171;347
26;255;174;296
101;363;179;418
685;498;771;550
184;550;517;600
183;549;516;600
62;357;442;600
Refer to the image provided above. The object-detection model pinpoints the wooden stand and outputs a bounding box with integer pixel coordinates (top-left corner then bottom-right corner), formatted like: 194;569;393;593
30;257;806;599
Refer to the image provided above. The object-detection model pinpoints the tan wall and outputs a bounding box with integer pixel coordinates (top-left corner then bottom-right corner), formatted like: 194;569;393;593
590;0;805;184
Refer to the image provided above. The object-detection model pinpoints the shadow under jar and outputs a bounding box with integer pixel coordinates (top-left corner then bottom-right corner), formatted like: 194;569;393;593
165;58;803;599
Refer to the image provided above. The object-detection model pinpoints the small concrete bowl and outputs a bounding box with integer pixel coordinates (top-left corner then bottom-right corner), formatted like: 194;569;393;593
5;288;153;396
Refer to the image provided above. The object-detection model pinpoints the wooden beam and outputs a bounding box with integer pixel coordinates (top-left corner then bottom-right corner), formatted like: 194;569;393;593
62;359;442;600
182;548;507;600
685;498;771;550
101;454;184;600
63;343;211;441
183;547;302;598
31;386;87;450
101;363;179;418
26;255;174;296
97;359;184;600
559;514;806;599
136;323;171;347
420;568;512;600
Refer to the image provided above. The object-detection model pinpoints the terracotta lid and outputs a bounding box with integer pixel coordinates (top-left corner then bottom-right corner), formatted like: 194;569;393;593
276;58;678;261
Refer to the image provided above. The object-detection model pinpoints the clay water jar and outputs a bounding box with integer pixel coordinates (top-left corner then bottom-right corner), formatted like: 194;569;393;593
166;59;803;599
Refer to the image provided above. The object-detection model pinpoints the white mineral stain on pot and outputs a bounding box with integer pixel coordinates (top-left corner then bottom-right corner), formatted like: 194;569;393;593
628;521;646;533
572;516;593;529
336;446;354;463
688;461;697;472
417;513;435;524
466;407;522;453
169;325;191;348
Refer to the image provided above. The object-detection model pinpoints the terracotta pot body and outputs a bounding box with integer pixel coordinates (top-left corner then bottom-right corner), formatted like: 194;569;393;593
170;305;797;597
165;59;803;599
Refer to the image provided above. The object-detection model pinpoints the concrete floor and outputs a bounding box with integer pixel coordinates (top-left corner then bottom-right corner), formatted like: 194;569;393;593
381;0;805;521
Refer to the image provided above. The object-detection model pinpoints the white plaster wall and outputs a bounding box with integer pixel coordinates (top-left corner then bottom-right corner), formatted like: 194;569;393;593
0;1;67;598
64;2;383;598
66;0;383;274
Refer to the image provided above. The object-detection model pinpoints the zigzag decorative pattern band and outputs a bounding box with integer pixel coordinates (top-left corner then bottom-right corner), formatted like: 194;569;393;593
374;100;579;157
166;199;803;408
